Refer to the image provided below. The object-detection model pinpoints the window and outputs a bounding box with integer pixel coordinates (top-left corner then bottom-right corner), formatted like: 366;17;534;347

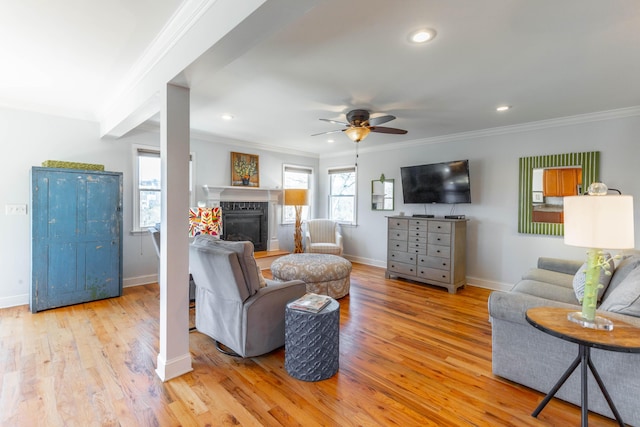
134;147;162;231
133;145;195;232
283;164;313;223
328;166;356;224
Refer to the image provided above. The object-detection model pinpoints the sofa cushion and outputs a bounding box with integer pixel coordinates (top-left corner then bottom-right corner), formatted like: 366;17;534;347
572;253;614;303
602;254;640;301
599;265;640;317
511;279;580;305
522;268;574;288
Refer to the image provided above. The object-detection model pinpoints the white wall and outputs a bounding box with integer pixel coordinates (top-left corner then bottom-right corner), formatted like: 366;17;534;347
1;105;638;307
319;113;640;290
189;137;319;251
0;107;133;307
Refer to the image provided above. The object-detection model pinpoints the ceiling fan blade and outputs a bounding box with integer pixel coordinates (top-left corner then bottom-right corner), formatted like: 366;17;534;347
369;126;407;135
368;115;396;126
319;118;349;126
311;129;346;137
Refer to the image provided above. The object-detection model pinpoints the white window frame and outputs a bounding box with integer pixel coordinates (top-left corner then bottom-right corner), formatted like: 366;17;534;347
328;165;357;225
282;164;313;224
132;144;195;233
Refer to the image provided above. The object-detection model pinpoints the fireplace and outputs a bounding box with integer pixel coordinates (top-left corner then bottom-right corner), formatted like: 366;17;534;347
221;201;268;251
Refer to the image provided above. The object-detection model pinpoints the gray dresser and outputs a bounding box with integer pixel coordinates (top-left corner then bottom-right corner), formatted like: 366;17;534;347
385;216;467;294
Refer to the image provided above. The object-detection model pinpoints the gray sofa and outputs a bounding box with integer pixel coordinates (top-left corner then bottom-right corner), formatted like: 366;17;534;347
488;255;640;425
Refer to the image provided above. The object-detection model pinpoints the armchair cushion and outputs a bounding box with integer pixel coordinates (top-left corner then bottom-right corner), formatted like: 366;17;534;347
304;219;343;255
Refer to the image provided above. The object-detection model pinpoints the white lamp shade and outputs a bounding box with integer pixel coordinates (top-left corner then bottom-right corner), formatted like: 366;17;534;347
564;195;634;249
284;188;309;206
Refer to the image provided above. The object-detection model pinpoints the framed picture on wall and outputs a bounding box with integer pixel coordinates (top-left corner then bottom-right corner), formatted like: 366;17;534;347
231;152;260;187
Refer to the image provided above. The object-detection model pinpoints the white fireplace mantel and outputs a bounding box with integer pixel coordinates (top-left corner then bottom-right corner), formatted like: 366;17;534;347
201;185;283;206
201;185;283;251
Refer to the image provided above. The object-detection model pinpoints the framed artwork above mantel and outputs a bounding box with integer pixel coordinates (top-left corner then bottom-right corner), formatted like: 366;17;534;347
231;152;259;187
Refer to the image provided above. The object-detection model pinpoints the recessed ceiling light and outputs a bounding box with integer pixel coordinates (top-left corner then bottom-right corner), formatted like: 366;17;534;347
496;105;511;112
327;139;334;144
221;114;234;120
409;28;436;44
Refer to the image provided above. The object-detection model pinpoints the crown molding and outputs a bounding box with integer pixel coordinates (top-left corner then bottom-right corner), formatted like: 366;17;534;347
320;106;640;159
101;0;217;118
135;121;320;159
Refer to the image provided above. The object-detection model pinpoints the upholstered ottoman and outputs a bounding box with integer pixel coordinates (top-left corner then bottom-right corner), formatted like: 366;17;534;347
271;253;351;298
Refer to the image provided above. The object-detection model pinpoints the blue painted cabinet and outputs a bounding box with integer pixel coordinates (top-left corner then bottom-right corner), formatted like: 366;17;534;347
31;167;123;312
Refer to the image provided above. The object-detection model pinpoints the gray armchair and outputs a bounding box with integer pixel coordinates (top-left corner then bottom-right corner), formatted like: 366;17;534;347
304;219;343;255
189;235;306;357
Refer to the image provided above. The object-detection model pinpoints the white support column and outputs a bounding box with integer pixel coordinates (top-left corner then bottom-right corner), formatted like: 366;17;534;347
156;83;193;381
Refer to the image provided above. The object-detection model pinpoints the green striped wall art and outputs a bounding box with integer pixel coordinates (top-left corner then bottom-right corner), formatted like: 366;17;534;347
518;151;600;236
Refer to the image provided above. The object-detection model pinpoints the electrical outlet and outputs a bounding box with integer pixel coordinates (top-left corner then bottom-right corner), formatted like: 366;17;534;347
5;204;28;215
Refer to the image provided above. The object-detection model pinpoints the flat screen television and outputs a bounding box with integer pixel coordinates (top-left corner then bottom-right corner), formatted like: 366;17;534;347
401;160;471;204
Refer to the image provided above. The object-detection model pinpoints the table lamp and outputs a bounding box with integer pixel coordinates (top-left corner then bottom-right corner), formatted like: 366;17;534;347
564;182;634;330
285;189;309;253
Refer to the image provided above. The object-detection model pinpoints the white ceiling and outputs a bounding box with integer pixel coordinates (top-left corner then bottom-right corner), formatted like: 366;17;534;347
2;0;639;156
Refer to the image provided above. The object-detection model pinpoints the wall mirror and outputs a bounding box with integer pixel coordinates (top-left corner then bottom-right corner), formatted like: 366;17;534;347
518;151;599;236
372;178;394;211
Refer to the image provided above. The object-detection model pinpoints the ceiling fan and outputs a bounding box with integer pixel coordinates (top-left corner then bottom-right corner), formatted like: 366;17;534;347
312;109;408;143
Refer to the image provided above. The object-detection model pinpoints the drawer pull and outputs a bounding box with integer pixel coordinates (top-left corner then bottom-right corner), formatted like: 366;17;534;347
391;254;395;258
437;238;441;241
442;275;446;279
437;250;441;253
437;225;441;229
409;269;414;272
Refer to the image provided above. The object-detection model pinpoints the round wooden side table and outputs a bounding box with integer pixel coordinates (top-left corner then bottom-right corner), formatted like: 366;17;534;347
525;306;640;427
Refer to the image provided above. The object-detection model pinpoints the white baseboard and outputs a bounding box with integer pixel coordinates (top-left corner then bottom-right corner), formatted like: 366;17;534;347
344;255;386;269
156;352;193;382
0;271;512;310
124;274;157;288
0;275;158;309
345;257;513;292
466;276;513;292
0;294;29;309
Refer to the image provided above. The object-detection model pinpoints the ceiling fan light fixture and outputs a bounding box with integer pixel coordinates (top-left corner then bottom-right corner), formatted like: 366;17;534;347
409;28;436;44
345;126;370;142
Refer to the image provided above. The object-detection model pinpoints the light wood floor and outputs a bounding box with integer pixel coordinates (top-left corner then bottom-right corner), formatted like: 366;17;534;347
0;263;618;426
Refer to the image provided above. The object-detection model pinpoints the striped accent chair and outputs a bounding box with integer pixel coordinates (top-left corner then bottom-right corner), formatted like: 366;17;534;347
304;219;343;256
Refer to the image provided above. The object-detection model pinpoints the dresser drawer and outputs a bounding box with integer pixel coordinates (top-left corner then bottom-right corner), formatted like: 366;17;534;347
388;261;418;276
428;232;450;246
388;239;408;252
418;267;450;283
409;219;430;230
409;221;428;234
408;241;427;251
427;244;450;258
388;218;409;230
428;221;451;233
388;250;416;265
408;245;427;255
408;234;427;244
388;229;408;241
418;256;450;271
